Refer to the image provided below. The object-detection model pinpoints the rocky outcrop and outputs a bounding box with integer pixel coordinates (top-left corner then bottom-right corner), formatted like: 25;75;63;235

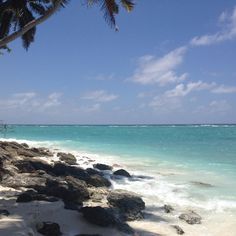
93;163;113;171
0;141;52;158
107;189;145;221
13;158;54;174
36;222;61;236
52;162;90;181
16;190;58;203
0;141;148;236
179;210;202;224
80;206;134;234
86;168;102;176
57;152;77;165
113;169;131;178
81;206;116;227
1;173;46;189
36;178;89;205
87;174;112;187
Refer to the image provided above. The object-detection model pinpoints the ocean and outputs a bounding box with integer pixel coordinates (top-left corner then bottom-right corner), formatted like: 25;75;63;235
1;124;236;235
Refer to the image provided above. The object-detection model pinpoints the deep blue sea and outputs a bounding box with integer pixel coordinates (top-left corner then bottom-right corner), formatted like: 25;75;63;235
1;124;236;234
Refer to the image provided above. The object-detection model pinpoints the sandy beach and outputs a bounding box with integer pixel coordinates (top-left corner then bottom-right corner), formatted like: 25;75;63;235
0;139;235;236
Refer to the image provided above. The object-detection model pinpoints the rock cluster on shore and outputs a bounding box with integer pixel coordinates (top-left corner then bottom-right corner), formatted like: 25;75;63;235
0;141;145;235
0;141;204;236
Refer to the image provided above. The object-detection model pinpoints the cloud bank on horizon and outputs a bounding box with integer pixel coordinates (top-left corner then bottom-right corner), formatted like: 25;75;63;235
0;2;236;124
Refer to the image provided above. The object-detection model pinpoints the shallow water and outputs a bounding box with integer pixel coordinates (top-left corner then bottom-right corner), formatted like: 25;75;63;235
1;124;236;235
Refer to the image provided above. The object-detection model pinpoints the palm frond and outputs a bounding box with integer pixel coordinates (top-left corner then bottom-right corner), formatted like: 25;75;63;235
0;10;14;39
120;0;134;12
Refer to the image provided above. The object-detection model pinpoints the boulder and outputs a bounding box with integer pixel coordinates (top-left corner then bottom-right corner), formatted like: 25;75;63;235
36;222;61;236
179;210;202;224
52;162;90;181
37;178;89;204
16;190;58;203
89;187;109;203
93;163;113;171
13;159;54;174
113;169;131;178
0;209;10;218
80;206;116;227
87;174;112;188
107;189;145;221
65;176;90;200
172;225;185;235
164;204;174;213
57;152;77;165
86;168;102;176
1;173;46;189
30;147;53;157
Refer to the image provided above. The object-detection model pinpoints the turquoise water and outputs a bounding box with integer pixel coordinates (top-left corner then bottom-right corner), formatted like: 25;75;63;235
2;124;236;209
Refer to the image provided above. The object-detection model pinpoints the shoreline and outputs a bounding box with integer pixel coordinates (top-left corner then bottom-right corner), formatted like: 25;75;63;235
0;139;236;236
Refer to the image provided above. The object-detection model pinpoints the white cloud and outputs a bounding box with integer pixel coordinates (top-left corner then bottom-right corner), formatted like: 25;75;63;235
131;47;188;86
194;100;231;114
191;6;236;46
165;81;216;98
0;92;62;112
211;85;236;94
76;103;101;113
149;95;182;113
148;80;235;113
82;90;118;102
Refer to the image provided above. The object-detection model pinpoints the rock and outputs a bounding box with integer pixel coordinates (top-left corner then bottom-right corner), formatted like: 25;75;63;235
93;163;113;171
0;141;52;158
13;159;54;174
116;222;135;234
16;192;32;202
107;189;145;221
0;209;10;218
57;152;77;165
16;190;58;203
164;204;174;213
64;201;80;211
52;162;90;181
36;222;61;236
30;147;53;157
15;148;38;157
89;187;109;203
80;206;116;227
21;143;29;148
37;178;89;204
172;225;185;235
87;174;112;187
113;169;131;178
86;168;102;176
65;176;90;200
179;210;202;224
1;173;46;189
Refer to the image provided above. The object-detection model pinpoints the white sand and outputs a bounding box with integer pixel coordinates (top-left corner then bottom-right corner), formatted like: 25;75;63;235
0;187;124;236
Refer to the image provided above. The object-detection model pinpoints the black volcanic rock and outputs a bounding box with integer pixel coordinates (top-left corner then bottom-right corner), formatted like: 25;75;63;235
113;169;131;178
93;163;113;171
107;189;145;221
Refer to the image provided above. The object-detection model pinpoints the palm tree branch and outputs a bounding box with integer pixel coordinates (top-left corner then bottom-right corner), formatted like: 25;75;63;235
0;0;63;48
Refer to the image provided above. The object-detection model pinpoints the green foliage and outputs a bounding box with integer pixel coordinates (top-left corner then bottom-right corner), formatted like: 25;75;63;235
0;0;135;50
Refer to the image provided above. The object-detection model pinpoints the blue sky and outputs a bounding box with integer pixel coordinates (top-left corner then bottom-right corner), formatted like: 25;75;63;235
1;0;236;124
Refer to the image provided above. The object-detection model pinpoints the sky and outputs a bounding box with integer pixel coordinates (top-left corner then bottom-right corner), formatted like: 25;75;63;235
1;0;236;124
